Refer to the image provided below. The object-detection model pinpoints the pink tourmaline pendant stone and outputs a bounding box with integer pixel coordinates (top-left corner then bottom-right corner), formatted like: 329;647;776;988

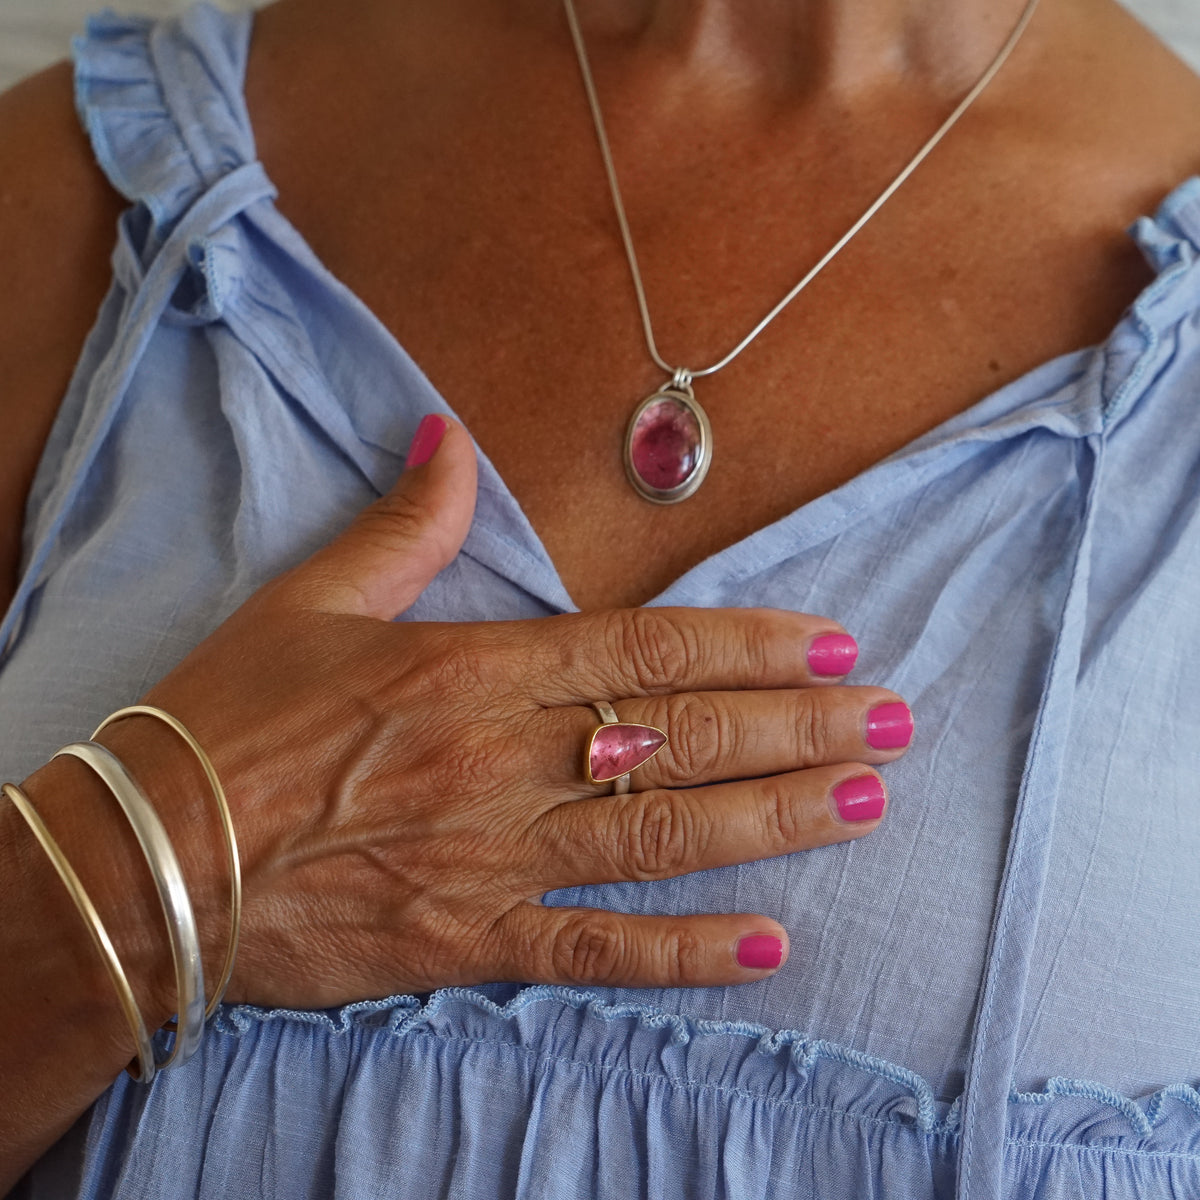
624;387;712;503
630;398;700;490
588;723;667;784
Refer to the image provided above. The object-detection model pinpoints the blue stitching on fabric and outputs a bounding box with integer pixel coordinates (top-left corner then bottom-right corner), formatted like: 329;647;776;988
1012;1078;1155;1135
423;1030;1200;1164
406;1025;954;1141
1011;1079;1200;1138
216;985;943;1128
213;984;1200;1141
1102;230;1192;428
955;224;1198;1196
958;433;1107;1200
1005;1136;1200;1164
196;238;225;317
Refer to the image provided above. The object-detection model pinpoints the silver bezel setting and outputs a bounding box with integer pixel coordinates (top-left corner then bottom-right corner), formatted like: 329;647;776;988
623;385;714;505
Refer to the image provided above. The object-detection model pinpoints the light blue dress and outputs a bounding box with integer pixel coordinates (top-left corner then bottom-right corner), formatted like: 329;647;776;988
4;6;1200;1197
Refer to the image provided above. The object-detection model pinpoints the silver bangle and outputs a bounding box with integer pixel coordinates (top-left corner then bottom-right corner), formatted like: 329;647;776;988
53;741;206;1071
93;706;241;1020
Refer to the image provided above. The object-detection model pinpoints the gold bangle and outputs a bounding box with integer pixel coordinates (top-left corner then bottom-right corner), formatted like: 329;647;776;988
93;705;242;1020
2;781;157;1083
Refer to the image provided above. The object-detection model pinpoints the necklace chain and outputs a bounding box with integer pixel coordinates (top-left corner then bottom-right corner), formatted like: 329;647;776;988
562;0;1042;383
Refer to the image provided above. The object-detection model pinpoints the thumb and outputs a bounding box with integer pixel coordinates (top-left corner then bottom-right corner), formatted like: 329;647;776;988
284;414;478;619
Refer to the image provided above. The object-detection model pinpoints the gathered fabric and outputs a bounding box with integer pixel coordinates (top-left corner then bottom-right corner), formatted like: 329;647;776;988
4;6;1200;1197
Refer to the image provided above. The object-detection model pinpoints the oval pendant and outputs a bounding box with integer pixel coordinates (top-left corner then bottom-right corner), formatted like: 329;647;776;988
623;385;713;504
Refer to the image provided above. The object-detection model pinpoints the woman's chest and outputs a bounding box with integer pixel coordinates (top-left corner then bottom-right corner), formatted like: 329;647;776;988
275;188;1151;609
245;37;1160;608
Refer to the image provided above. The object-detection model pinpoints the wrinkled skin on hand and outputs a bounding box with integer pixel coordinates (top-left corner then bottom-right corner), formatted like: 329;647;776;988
135;419;909;1009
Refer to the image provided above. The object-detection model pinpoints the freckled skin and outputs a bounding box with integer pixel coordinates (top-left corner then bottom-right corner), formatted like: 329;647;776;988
0;0;1199;1185
233;0;1200;608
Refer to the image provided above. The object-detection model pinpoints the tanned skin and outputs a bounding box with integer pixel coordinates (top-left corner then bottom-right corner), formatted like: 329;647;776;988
0;0;1198;1188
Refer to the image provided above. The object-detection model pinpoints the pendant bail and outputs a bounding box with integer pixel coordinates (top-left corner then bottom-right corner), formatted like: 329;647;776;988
671;366;694;392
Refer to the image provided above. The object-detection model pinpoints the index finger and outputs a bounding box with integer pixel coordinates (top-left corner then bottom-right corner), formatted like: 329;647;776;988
509;607;857;706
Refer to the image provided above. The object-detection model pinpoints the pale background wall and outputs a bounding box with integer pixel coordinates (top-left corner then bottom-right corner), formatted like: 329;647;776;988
1;0;1199;93
1;0;261;91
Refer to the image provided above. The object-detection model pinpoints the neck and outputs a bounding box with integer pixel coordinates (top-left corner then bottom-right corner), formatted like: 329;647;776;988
538;0;1053;100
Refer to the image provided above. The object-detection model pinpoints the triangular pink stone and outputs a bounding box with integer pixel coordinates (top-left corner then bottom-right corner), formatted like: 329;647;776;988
588;723;667;784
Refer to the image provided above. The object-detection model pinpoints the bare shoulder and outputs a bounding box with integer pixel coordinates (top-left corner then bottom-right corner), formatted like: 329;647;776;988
1088;2;1200;180
0;61;126;613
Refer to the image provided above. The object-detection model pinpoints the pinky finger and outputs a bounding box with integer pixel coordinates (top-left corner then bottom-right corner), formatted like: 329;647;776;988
489;904;789;990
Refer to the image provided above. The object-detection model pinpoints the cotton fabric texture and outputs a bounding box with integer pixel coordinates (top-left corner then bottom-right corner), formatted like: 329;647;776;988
4;6;1200;1198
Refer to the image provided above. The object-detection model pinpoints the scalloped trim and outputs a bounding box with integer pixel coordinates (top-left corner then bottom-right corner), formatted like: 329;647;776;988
1010;1078;1200;1138
213;984;1200;1137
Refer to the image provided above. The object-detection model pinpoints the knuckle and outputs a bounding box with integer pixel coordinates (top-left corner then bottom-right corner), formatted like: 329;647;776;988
349;498;430;563
792;691;836;762
659;925;708;987
551;915;630;985
761;778;802;850
365;487;435;531
619;793;699;880
658;694;728;784
610;609;697;693
733;610;776;679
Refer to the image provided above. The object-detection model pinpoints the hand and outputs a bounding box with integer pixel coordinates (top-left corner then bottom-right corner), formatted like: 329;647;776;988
119;416;911;1010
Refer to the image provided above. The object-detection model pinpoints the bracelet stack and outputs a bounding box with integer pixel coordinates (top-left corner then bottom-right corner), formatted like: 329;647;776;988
2;705;240;1083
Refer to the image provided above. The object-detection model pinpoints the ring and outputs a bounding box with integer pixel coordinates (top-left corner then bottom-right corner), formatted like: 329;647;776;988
586;701;667;795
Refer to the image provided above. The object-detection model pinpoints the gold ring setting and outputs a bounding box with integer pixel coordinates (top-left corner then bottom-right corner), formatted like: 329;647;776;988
586;701;667;795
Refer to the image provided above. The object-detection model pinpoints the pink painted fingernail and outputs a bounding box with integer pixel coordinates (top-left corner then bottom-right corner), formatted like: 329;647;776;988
832;775;886;822
866;701;914;750
736;934;783;971
807;633;859;676
405;414;448;468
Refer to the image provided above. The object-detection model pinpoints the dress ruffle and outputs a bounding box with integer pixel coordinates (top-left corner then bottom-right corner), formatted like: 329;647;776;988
212;985;1200;1153
68;987;1200;1199
10;6;1200;1198
72;5;254;234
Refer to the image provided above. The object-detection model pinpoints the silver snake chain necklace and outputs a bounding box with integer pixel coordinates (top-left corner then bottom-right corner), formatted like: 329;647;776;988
561;0;1043;503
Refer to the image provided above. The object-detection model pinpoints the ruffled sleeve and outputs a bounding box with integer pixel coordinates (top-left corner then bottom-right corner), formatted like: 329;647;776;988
72;4;255;237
